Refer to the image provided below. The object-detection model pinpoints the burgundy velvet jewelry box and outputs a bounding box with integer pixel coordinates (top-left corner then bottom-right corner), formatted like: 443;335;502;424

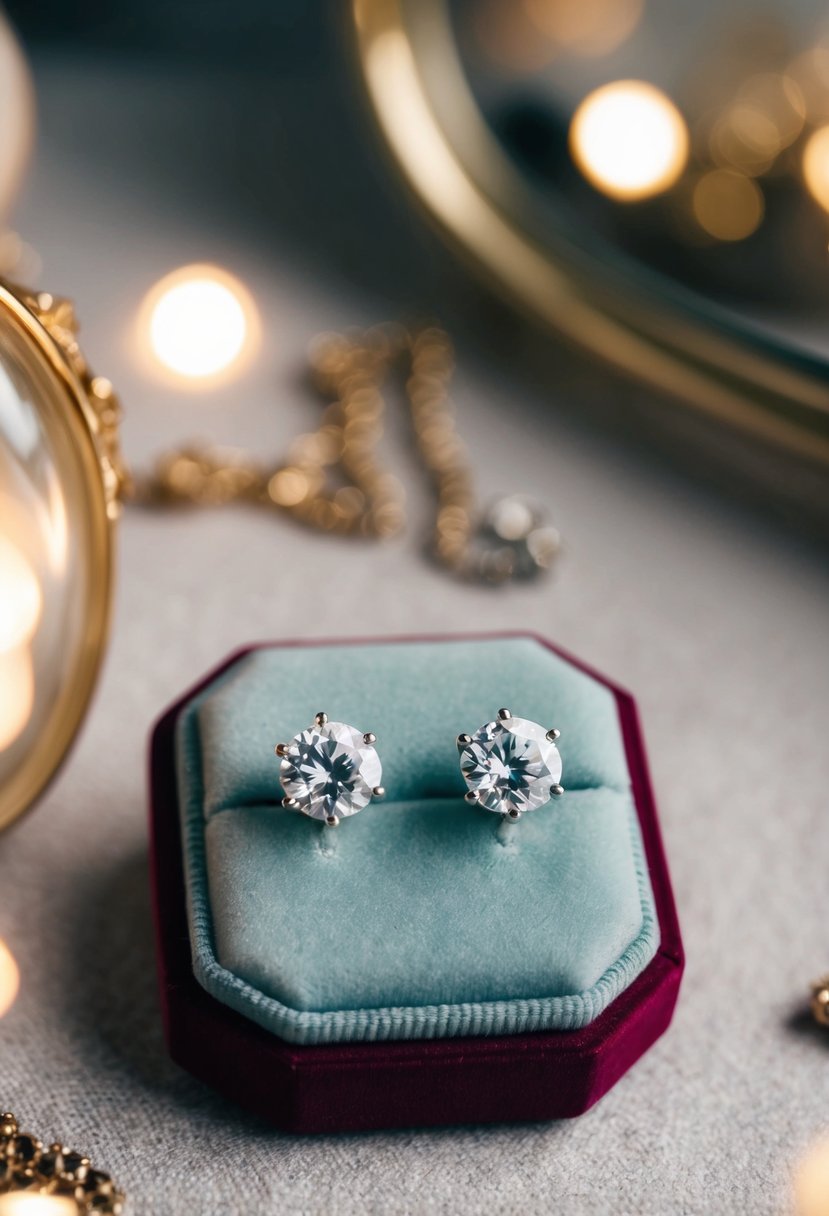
149;633;683;1134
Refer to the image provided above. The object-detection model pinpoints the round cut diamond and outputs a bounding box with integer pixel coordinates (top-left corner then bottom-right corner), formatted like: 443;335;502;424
459;716;562;815
280;721;382;821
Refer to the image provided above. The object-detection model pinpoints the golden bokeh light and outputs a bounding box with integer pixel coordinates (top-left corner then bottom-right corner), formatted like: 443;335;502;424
692;169;764;241
0;936;19;1018
803;125;829;213
709;104;781;176
570;81;689;201
0;645;34;751
139;264;259;386
793;1135;829;1216
473;0;643;72
787;47;829;124
707;75;805;177
524;0;644;58
0;1196;78;1215
741;72;806;149
0;536;40;654
472;0;555;72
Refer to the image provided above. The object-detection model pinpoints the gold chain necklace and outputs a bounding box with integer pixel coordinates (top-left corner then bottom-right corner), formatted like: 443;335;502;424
127;323;560;584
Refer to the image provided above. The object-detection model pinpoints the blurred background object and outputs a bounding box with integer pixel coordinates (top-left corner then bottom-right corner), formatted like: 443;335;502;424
0;11;33;228
0;938;18;1019
3;0;828;531
355;0;829;516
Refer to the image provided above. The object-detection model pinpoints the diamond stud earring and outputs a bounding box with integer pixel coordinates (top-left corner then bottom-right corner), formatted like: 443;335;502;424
274;712;385;827
457;708;564;821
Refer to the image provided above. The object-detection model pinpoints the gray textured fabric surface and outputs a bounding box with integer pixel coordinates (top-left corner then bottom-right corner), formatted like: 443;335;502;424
1;51;828;1216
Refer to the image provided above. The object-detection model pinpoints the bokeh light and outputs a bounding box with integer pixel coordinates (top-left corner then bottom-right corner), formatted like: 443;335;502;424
793;1135;829;1216
0;645;34;751
570;81;689;201
692;170;764;241
139;264;259;385
787;47;829;124
473;0;642;71
0;1196;78;1215
0;537;40;654
0;936;18;1017
803;125;829;212
524;0;644;58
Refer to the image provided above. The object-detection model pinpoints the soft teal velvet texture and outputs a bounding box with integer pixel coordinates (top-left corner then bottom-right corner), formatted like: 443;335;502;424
176;638;659;1045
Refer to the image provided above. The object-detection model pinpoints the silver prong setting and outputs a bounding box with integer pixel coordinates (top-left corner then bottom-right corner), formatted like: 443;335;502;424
276;716;382;829
458;711;564;821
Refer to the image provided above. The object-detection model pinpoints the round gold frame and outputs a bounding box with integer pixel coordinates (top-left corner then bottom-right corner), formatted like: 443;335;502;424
0;280;122;831
352;0;829;468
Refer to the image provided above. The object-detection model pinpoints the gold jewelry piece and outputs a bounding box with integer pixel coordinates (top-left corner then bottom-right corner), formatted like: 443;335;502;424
129;323;560;584
0;280;125;832
0;1111;124;1213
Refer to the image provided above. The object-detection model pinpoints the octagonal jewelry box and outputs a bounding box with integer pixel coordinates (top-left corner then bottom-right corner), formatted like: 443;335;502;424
149;633;683;1133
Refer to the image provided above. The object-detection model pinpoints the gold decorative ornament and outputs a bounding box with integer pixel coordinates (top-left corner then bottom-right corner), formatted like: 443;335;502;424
0;279;125;832
0;1111;124;1213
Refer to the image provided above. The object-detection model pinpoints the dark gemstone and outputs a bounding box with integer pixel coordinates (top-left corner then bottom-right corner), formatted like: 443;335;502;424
54;1175;78;1194
37;1149;60;1178
81;1168;112;1194
61;1149;86;1178
91;1192;124;1214
12;1133;40;1162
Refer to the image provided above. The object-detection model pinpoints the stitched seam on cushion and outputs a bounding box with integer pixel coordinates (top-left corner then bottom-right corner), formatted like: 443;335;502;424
176;687;659;1045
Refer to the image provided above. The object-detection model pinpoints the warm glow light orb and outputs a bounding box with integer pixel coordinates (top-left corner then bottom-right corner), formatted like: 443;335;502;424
0;536;41;653
0;936;18;1017
693;170;764;241
0;645;34;750
0;1195;78;1215
803;125;829;213
141;264;259;384
794;1135;829;1216
570;80;689;201
525;0;644;58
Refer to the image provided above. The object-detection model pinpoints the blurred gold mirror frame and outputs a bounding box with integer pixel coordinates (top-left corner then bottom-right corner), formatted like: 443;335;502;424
352;0;829;469
0;280;122;831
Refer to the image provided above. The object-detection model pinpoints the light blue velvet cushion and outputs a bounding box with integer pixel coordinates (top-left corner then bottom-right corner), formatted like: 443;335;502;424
176;637;658;1045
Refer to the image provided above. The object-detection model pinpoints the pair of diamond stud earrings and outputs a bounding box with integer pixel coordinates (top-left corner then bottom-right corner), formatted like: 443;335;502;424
273;709;564;828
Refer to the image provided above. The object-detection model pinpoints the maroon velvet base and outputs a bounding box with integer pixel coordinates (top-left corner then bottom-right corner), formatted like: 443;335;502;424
149;633;683;1134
